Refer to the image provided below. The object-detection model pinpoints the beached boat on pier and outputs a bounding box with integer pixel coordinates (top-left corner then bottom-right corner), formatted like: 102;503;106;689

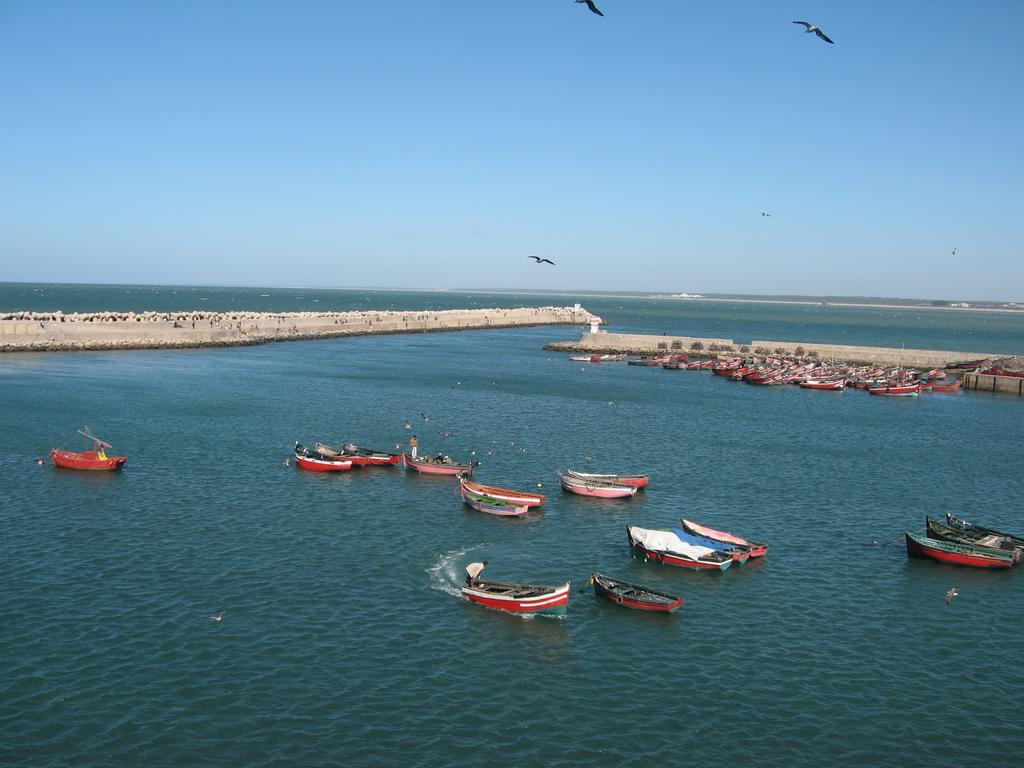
51;430;126;471
627;526;733;571
590;573;684;612
403;453;477;476
904;531;1015;569
460;478;546;507
462;579;570;615
679;518;768;558
558;472;637;498
566;469;649;488
294;442;353;472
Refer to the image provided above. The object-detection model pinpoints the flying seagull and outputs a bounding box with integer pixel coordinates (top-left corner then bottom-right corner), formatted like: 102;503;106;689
528;256;556;265
210;611;225;622
793;21;834;44
761;211;772;217
576;0;604;17
952;247;958;256
945;587;959;605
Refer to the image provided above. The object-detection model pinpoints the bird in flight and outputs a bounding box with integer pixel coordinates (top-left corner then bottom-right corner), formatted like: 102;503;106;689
576;0;604;17
793;21;834;44
528;256;556;265
210;611;225;622
420;413;430;421
952;247;958;256
945;587;959;605
761;212;772;217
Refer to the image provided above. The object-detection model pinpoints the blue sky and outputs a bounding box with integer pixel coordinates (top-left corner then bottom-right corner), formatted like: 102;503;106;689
1;1;1021;299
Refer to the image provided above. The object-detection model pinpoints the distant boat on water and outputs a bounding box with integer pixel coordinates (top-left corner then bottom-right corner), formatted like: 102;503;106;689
51;429;126;471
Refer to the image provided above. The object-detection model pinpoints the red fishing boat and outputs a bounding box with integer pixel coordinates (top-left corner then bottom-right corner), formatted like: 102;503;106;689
566;469;649;488
294;442;353;472
590;573;684;613
462;579;570;615
905;531;1015;569
868;383;920;397
50;430;126;471
403;453;477;476
800;379;846;390
315;442;401;466
931;380;962;392
461;478;546;507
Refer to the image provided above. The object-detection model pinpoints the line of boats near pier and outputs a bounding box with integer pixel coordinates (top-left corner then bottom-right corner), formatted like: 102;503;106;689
573;352;964;396
50;429;1020;619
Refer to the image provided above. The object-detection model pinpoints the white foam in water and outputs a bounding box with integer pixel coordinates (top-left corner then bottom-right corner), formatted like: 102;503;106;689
427;544;487;598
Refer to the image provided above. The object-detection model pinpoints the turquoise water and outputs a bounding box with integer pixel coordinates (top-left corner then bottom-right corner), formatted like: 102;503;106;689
2;289;1024;767
3;282;1023;355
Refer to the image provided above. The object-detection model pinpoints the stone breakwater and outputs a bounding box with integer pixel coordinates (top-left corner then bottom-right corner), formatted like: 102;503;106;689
0;306;592;353
546;331;996;370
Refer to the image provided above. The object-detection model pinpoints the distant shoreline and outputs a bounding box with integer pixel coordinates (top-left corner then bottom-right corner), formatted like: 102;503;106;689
650;296;1024;315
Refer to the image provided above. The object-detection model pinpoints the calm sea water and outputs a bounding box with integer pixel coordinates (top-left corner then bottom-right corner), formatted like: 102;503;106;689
2;286;1023;767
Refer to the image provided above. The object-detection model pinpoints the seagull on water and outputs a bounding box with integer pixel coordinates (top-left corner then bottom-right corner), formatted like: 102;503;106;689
528;256;556;265
210;611;225;622
282;457;290;467
575;0;604;17
404;420;412;430
945;587;959;605
793;21;834;44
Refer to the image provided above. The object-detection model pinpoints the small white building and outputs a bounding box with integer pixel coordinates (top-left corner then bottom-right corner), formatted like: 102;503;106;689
587;315;604;334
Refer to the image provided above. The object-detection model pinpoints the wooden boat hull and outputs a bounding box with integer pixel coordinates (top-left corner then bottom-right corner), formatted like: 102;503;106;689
50;449;126;471
566;470;649;488
294;452;353;472
800;380;846;390
627;527;733;571
931;381;962;392
461;479;546;507
591;573;684;612
944;514;1024;549
680;518;768;558
462;580;570;615
558;473;636;498
868;384;920;396
460;487;529;516
905;532;1014;569
402;453;476;476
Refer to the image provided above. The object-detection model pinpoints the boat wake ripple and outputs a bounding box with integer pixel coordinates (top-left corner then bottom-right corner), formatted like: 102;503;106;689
426;543;487;598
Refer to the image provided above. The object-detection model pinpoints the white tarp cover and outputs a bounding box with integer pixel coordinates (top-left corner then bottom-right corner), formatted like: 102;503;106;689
629;527;715;559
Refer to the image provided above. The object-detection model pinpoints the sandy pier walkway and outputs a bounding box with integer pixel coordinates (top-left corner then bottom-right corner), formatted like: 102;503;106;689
0;306;592;353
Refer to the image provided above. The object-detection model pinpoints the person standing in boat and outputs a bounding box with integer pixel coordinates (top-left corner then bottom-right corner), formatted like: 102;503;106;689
465;561;487;588
410;435;419;459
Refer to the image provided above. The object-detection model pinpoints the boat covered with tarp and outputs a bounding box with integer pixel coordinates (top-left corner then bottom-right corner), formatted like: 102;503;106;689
680;518;768;558
627;526;733;571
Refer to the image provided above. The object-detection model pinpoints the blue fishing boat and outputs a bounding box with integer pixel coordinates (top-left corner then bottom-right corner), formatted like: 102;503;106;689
672;527;750;564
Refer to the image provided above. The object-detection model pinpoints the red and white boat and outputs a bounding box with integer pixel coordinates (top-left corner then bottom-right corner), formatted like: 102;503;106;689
460;485;530;516
627;526;733;571
566;469;649;488
558;472;637;498
294;442;353;472
905;532;1015;569
462;579;570;615
315;442;401;466
50;430;126;471
460;478;546;507
800;379;846;390
868;383;921;396
680;518;768;558
403;453;477;476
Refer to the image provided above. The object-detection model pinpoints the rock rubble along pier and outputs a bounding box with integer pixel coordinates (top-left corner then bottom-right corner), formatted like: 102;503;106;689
0;306;593;353
546;330;997;370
